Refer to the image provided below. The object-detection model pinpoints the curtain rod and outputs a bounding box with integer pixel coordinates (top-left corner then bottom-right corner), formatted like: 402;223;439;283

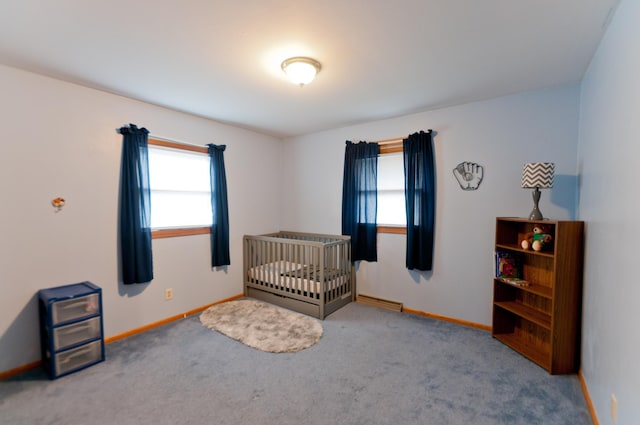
116;127;210;153
115;128;187;145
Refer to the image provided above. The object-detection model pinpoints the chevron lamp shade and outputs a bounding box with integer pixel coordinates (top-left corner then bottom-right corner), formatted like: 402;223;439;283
522;162;554;188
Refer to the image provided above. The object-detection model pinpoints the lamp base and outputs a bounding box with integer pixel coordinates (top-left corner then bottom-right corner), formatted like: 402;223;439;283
528;207;543;221
528;188;544;220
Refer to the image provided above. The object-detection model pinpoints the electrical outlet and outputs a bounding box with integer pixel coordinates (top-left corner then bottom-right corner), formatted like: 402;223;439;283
165;288;173;300
611;393;617;422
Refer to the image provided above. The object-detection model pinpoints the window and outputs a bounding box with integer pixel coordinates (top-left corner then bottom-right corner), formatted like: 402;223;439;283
377;152;406;226
377;139;406;234
147;139;211;238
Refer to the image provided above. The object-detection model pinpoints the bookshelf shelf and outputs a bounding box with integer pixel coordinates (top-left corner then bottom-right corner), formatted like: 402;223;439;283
495;278;553;299
492;217;584;374
495;243;555;258
494;301;551;329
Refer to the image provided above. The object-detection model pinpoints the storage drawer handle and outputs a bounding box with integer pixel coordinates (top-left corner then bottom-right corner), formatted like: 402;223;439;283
60;300;96;311
59;346;93;364
59;322;94;335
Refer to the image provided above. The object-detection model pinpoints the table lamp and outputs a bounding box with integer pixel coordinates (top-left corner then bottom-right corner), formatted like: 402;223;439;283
522;162;554;220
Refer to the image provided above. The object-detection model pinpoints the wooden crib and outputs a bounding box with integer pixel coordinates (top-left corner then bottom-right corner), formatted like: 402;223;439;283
243;231;354;319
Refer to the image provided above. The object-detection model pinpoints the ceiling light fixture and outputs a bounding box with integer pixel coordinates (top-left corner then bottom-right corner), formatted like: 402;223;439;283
281;56;321;86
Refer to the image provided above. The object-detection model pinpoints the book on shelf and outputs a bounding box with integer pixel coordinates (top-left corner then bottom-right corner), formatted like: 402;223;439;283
495;250;522;278
499;277;531;287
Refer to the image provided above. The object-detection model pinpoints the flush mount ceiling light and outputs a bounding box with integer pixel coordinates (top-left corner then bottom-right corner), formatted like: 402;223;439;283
281;56;321;86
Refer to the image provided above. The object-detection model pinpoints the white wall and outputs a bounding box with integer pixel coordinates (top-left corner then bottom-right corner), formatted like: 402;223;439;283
0;65;283;373
282;85;580;325
578;0;640;423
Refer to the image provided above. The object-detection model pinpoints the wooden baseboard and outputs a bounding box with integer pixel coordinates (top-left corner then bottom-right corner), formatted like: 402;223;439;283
355;294;490;331
0;360;42;381
357;294;403;312
104;293;243;344
402;306;492;331
0;294;244;380
579;369;599;425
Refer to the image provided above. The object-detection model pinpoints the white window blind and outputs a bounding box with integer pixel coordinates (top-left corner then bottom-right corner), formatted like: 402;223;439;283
148;145;212;229
377;152;406;226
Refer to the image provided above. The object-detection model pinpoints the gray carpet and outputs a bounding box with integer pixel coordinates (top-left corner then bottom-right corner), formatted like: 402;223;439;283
0;302;591;425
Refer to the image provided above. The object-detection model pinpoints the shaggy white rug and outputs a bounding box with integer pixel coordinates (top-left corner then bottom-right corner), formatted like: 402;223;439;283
200;299;323;353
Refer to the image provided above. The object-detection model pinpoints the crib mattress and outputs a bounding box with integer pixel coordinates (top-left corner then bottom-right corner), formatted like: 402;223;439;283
247;261;349;295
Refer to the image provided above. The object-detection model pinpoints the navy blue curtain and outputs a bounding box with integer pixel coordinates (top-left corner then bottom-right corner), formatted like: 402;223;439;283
342;141;378;262
207;144;230;267
403;130;435;271
118;124;153;284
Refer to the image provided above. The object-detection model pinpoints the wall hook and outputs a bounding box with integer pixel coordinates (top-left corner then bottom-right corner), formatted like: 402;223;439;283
51;197;66;212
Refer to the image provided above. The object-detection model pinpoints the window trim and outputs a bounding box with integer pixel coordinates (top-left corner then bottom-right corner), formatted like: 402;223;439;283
148;138;211;239
377;138;406;235
149;138;208;154
378;225;406;235
153;226;210;239
378;138;403;154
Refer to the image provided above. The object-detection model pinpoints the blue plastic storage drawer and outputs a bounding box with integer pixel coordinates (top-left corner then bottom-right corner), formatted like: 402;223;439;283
54;340;103;376
50;293;100;325
39;281;104;379
53;316;102;351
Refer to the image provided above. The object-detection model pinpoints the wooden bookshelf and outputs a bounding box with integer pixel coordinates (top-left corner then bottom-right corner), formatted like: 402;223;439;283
492;217;584;374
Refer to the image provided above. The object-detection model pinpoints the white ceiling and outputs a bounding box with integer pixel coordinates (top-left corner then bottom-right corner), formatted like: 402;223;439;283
0;0;619;138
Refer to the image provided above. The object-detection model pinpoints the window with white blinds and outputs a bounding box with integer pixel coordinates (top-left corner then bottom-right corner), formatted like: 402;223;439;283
147;145;212;229
376;152;406;226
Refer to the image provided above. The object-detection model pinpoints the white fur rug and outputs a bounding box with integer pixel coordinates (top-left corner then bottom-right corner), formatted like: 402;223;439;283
199;299;323;353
